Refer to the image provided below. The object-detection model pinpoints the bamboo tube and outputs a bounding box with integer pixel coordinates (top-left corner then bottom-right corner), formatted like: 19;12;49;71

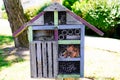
74;29;80;35
62;30;68;35
59;34;65;40
68;29;74;35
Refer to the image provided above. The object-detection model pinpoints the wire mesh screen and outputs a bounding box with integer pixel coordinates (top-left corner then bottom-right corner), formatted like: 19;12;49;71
58;61;80;74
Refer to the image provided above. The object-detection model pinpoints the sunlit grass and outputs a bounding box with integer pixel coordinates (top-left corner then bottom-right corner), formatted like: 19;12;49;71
0;48;25;70
0;35;25;70
0;35;13;45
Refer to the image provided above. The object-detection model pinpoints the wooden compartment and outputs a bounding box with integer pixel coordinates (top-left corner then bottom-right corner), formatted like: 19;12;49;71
58;29;81;40
58;61;80;74
58;44;80;59
44;12;54;25
33;30;54;41
30;41;58;78
58;11;66;25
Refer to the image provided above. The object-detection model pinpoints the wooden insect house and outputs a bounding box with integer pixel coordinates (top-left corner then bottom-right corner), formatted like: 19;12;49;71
13;2;104;78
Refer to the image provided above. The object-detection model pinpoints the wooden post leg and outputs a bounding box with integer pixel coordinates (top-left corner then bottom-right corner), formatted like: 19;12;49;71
63;78;79;80
56;78;79;80
55;78;63;80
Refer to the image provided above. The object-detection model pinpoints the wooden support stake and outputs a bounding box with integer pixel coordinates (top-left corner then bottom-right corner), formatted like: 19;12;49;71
56;78;79;80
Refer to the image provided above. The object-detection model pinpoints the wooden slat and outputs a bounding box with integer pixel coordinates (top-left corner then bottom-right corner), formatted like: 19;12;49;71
80;26;85;77
58;40;80;44
47;42;53;78
58;58;80;61
13;22;29;37
28;26;33;42
30;42;37;78
54;11;58;27
54;29;58;41
57;74;80;78
42;42;47;78
53;41;58;77
32;25;54;30
59;25;83;29
36;42;42;77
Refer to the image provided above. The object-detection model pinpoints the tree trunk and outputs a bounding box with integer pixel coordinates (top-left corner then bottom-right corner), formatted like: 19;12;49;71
3;0;29;48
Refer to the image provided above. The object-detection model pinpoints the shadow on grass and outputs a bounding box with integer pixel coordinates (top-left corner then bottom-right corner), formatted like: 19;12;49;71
0;35;28;70
0;35;13;45
0;47;27;70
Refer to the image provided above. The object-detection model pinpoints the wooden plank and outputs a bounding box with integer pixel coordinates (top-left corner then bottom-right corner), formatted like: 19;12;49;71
54;10;58;41
58;40;80;44
67;10;104;36
36;42;42;78
66;13;82;25
80;26;85;77
59;25;83;29
42;42;47;78
32;25;54;30
47;42;53;78
30;42;37;78
29;11;45;23
58;58;80;61
54;29;58;41
54;11;58;27
57;74;80;78
13;22;29;37
28;26;33;42
53;41;58;77
30;15;44;25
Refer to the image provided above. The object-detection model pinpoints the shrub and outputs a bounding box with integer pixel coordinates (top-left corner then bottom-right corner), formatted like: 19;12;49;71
62;0;79;10
24;3;50;21
1;11;8;19
71;0;120;38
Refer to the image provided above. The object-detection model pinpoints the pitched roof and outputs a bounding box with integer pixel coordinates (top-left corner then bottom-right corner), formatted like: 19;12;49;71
13;2;104;37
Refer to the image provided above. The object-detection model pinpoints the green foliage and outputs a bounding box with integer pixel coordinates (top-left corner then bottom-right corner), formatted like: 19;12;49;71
0;35;24;70
24;7;38;21
72;0;120;37
1;11;8;19
24;3;50;21
0;35;13;45
62;0;79;10
0;48;25;70
1;4;5;11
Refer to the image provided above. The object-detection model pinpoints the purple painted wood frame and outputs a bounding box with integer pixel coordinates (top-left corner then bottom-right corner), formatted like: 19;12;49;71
13;11;45;37
54;28;58;41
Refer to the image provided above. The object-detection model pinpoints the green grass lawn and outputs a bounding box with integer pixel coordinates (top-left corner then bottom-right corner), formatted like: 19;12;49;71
0;35;13;46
